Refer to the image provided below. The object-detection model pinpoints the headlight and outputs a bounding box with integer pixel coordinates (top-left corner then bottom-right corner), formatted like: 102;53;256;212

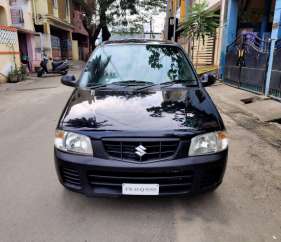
54;130;93;155
189;131;228;156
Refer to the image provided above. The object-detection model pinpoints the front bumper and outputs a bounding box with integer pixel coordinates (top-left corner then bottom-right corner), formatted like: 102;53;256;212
54;149;228;197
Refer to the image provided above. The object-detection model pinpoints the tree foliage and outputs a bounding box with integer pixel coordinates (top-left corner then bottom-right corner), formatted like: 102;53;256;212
73;0;166;48
179;0;219;67
179;0;219;44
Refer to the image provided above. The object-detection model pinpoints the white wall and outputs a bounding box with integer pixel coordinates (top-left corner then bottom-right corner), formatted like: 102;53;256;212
10;0;34;31
0;0;11;25
33;0;49;23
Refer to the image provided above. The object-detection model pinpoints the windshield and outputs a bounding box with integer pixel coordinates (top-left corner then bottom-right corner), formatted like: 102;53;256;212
79;44;198;88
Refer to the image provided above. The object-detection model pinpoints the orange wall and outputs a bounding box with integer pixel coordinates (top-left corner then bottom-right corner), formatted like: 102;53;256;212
171;0;187;22
180;0;186;22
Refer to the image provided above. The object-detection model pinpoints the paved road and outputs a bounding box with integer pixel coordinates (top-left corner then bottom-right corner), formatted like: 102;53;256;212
0;74;281;242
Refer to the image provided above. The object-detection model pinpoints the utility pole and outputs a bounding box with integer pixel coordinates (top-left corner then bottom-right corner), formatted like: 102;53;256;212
150;17;153;39
173;0;178;42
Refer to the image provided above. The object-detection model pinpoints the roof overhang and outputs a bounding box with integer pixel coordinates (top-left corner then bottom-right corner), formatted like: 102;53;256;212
46;15;74;32
73;29;89;36
16;27;39;35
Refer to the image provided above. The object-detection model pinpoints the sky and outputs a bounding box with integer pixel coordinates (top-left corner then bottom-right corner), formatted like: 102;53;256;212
143;12;166;33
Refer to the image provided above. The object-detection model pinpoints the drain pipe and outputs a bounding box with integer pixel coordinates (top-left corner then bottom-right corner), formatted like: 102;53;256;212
265;39;276;97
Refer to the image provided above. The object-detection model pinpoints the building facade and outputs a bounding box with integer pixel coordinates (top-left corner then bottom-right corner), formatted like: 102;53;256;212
221;0;281;99
165;0;222;67
0;0;11;25
164;0;189;41
9;0;41;72
71;0;90;61
0;0;20;82
0;0;91;82
32;0;73;60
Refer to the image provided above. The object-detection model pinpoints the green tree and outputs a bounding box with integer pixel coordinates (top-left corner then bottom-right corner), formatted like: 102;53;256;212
73;0;166;49
179;0;219;67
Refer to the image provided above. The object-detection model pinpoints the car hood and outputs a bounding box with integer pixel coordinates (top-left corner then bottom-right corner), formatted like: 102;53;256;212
60;87;222;133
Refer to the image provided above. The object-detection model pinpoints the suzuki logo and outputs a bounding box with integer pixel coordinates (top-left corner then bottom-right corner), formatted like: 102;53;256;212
135;145;147;157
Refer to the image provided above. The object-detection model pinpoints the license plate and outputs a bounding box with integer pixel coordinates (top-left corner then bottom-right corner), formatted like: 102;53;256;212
122;183;159;195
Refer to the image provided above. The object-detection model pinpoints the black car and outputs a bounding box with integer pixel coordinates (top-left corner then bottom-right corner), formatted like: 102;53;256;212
54;39;228;197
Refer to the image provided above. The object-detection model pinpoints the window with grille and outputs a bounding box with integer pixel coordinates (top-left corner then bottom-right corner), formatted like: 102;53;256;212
10;7;24;25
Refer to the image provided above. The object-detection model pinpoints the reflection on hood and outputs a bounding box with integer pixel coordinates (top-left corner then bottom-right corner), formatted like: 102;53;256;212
61;88;220;132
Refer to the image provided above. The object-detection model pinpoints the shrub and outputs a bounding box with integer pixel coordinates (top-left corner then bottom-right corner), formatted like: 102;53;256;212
8;65;27;83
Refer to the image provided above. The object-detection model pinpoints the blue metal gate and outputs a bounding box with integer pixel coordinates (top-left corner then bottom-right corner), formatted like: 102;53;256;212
269;39;281;99
224;33;271;94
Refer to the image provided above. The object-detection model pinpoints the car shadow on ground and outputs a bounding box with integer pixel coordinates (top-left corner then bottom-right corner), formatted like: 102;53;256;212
175;190;229;224
59;187;228;224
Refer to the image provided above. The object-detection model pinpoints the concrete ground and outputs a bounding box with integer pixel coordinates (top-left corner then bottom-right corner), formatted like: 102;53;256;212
0;74;281;242
207;83;281;122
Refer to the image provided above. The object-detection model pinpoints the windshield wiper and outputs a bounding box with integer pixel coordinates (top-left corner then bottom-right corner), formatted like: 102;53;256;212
112;80;154;87
161;80;198;86
137;80;198;91
86;80;197;90
86;83;109;89
86;80;154;90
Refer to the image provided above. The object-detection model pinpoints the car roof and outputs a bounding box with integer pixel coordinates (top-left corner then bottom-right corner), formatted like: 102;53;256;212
102;39;178;46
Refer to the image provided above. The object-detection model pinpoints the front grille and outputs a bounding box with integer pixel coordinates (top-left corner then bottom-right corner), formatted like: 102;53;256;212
61;167;81;189
87;169;194;195
103;139;179;162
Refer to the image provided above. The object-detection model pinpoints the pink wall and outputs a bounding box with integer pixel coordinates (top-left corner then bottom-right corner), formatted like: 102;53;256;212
26;34;40;71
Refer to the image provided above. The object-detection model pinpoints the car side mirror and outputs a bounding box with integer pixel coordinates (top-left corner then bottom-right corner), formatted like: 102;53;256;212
61;75;77;87
200;73;217;87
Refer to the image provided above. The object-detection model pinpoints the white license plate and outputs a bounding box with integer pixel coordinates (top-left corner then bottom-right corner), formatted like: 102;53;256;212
122;183;159;195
